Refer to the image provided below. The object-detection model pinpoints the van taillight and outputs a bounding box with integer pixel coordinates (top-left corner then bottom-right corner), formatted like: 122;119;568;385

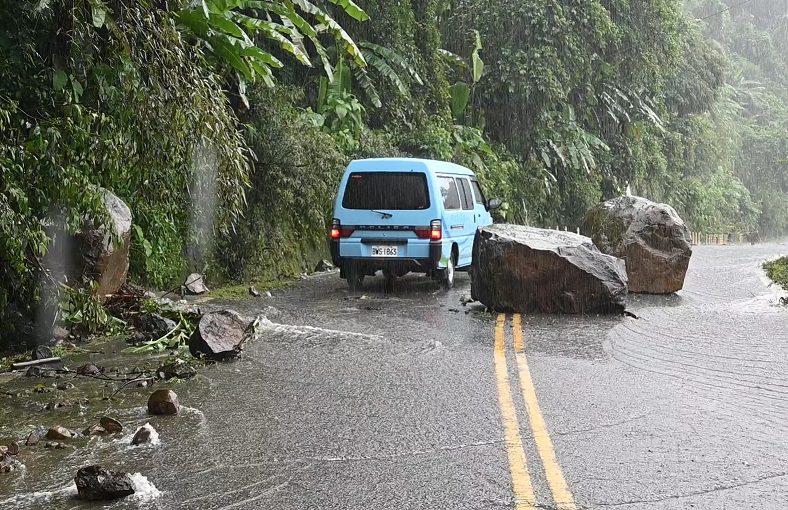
416;220;442;240
330;219;353;239
430;220;442;240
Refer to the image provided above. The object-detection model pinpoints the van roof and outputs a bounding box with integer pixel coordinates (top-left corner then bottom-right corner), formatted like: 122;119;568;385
347;157;475;176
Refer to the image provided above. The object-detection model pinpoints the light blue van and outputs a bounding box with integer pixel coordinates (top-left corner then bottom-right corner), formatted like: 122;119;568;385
329;158;499;290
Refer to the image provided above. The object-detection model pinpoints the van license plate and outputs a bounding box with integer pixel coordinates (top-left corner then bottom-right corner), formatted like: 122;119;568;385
371;246;398;257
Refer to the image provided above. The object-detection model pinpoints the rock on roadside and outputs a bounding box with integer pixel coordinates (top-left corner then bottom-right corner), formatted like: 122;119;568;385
582;195;692;294
45;425;75;440
74;465;135;500
184;273;209;295
471;225;628;314
147;389;179;415
188;310;255;360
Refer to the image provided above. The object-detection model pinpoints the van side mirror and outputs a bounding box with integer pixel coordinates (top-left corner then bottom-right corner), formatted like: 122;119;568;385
487;198;502;211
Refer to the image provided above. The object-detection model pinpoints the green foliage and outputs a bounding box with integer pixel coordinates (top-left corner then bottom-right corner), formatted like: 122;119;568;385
123;314;194;354
763;257;788;293
59;283;126;335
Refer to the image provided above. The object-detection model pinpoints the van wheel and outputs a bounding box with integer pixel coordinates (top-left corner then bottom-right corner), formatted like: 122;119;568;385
441;252;456;290
347;265;364;292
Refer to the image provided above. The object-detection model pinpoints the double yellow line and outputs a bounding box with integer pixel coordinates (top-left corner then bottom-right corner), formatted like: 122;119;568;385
493;314;576;510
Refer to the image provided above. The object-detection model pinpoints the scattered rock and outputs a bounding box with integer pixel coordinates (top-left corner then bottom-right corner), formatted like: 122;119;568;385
74;189;133;300
265;291;272;298
189;309;254;360
147;389;179;415
34;385;54;393
184;273;209;295
99;416;123;434
82;425;107;437
45;441;66;449
157;360;197;380
133;313;177;341
249;286;261;297
314;259;335;272
25;363;62;377
76;363;102;376
6;442;19;456
34;345;53;360
471;225;628;314
74;465;135;500
45;425;74;440
57;382;75;391
131;423;157;445
582;196;692;294
26;431;42;446
137;380;148;388
52;325;70;341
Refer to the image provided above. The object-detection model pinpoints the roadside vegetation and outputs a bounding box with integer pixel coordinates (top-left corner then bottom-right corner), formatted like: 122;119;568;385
2;0;787;350
764;257;788;294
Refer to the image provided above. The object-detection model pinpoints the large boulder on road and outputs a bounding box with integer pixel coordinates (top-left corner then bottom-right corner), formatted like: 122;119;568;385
582;196;691;294
75;189;132;299
471;225;628;314
188;310;253;360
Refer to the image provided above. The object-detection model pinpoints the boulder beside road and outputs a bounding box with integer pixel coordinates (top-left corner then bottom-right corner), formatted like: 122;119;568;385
189;310;254;360
471;225;628;314
582;196;692;294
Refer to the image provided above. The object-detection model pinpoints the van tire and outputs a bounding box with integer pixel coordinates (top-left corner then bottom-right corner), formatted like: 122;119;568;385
347;264;364;292
441;251;456;290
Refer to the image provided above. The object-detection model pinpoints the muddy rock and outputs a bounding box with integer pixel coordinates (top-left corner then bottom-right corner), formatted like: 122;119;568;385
157;360;197;380
34;345;53;360
57;382;75;391
189;310;254;360
184;273;209;295
134;313;176;341
45;426;74;440
45;441;66;449
471;225;628;314
76;363;102;376
249;286;261;297
99;416;123;434
147;389;179;415
314;259;335;272
82;425;107;437
131;423;157;445
582;196;692;294
75;465;135;500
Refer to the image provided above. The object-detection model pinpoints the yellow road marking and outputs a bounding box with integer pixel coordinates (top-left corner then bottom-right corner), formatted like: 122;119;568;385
493;314;537;510
512;314;577;510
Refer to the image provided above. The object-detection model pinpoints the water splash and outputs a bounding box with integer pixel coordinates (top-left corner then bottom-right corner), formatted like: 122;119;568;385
130;472;162;502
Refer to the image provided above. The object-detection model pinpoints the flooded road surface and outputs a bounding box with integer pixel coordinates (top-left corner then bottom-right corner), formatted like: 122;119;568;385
2;242;787;509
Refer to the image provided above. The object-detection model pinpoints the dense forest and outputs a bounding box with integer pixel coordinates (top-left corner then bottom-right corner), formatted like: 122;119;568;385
1;0;786;346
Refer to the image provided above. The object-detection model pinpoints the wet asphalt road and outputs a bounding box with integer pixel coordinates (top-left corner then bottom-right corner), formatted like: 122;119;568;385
3;242;788;509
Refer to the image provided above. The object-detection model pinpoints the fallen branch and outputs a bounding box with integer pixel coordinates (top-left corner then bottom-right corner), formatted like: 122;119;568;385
10;357;62;369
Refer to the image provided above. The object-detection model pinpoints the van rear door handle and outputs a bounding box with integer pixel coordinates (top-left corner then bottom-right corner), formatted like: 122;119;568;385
451;224;464;230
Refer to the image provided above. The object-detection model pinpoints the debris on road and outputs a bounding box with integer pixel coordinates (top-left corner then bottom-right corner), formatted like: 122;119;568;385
471;225;628;314
184;273;209;295
583;195;692;294
74;465;135;500
188;310;258;360
148;389;179;415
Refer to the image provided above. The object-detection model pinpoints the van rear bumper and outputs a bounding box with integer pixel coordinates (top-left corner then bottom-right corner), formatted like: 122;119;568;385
330;239;443;275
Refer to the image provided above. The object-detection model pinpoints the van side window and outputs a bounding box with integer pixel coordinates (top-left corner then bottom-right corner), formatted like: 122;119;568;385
471;180;486;205
438;177;461;210
457;178;474;210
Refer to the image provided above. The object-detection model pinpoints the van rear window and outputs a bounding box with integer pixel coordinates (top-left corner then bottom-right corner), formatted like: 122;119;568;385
342;172;430;210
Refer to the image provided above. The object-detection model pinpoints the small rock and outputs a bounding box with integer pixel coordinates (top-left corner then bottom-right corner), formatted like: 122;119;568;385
265;291;272;298
137;380;148;388
314;259;335;272
76;363;102;376
6;442;19;456
157;360;197;380
249;286;261;297
45;441;66;449
99;416;123;434
448;308;460;313
52;325;70;341
75;465;135;500
45;425;74;440
134;313;177;341
26;366;56;378
57;382;75;391
184;273;209;295
131;423;156;445
34;345;53;360
147;389;179;415
82;425;107;437
25;431;41;446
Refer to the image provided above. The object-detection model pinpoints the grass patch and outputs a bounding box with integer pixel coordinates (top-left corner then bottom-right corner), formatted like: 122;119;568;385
764;256;788;292
208;278;292;300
